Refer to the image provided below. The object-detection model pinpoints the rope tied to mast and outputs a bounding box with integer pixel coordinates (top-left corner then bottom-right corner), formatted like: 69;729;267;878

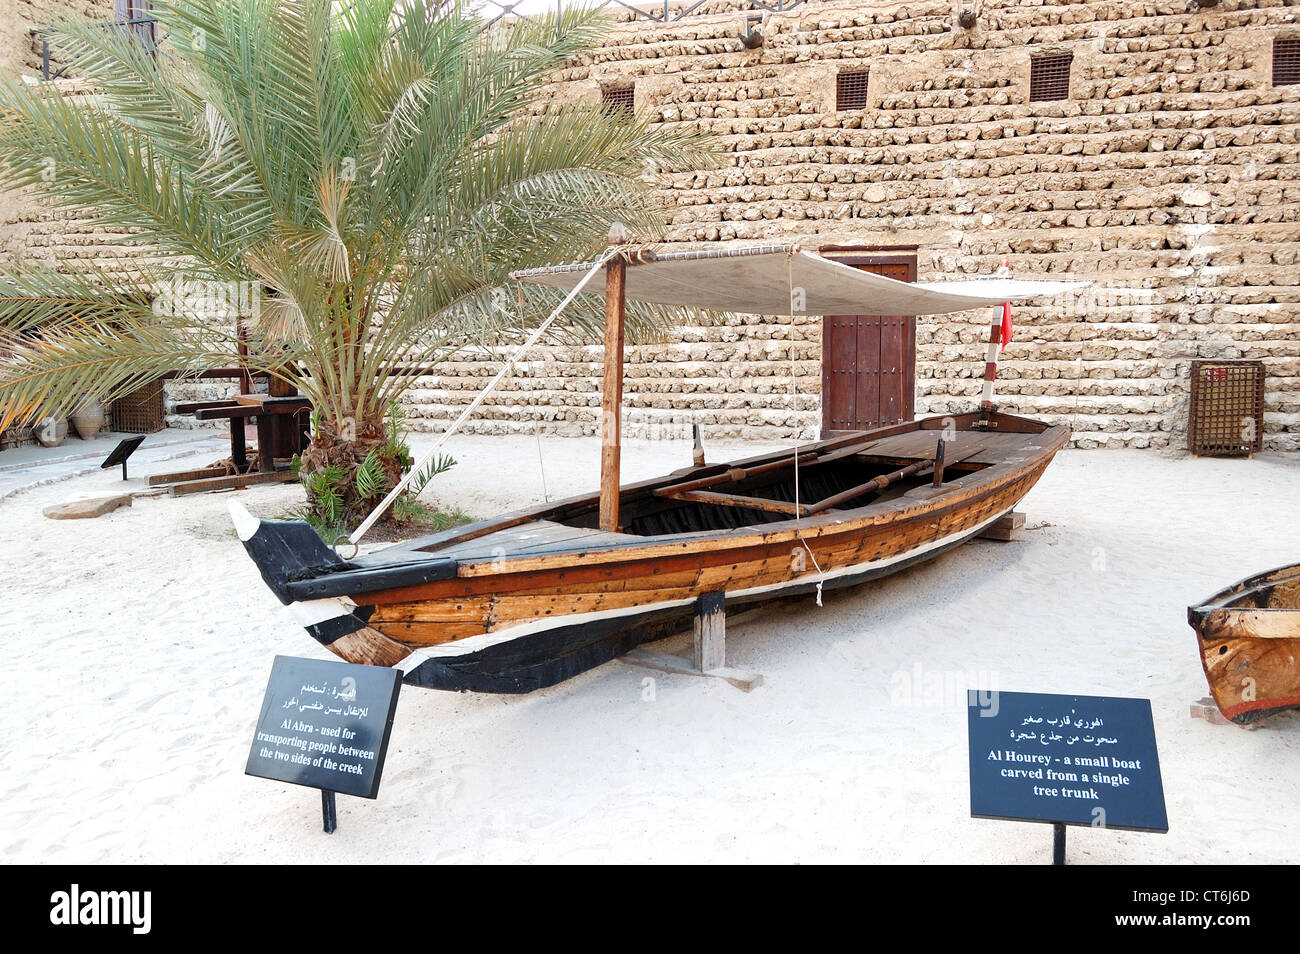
787;248;825;607
347;245;623;546
518;283;550;503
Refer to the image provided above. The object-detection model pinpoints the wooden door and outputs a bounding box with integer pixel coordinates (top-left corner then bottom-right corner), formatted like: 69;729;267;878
820;250;917;435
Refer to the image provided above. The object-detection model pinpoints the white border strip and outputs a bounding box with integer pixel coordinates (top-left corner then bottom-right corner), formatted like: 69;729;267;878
289;596;358;628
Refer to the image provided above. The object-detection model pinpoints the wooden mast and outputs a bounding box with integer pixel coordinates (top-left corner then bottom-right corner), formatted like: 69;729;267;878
599;224;628;532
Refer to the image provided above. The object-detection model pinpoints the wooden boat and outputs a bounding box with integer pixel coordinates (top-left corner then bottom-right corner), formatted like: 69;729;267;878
233;410;1068;692
1188;564;1300;724
233;239;1085;692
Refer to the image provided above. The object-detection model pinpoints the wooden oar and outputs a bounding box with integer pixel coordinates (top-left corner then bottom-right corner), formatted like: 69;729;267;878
666;489;808;517
803;437;988;516
804;459;934;515
655;451;819;498
654;425;944;502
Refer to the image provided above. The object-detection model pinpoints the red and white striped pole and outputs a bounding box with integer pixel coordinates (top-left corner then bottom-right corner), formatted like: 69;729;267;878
979;257;1012;420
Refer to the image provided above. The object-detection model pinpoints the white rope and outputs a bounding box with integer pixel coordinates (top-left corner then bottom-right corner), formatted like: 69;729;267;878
348;248;618;545
519;283;551;504
787;250;825;607
534;422;550;503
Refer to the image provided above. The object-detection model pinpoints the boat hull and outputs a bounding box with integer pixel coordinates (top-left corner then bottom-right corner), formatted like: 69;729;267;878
401;508;1014;692
1189;564;1300;724
241;412;1068;693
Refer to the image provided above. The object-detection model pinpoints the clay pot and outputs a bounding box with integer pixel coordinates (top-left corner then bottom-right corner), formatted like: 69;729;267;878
34;416;68;447
70;396;105;440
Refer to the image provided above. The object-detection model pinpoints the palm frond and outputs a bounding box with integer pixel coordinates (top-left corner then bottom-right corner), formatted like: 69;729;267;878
353;449;385;498
406;453;456;498
0;0;717;444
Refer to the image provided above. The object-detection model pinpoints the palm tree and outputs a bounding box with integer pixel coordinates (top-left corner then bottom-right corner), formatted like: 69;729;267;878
0;0;705;523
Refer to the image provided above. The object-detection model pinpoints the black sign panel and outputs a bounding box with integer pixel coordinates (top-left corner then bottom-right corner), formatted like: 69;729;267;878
968;690;1168;833
246;656;401;799
101;435;145;469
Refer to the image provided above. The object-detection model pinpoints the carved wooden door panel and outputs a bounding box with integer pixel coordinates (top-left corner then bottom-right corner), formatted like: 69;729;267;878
821;253;917;435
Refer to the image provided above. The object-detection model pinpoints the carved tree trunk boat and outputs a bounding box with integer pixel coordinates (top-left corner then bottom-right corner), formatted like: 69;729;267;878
233;240;1086;693
234;409;1067;692
1188;564;1300;724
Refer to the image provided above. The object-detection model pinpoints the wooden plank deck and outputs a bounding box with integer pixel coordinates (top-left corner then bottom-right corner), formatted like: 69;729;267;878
863;429;1039;465
430;521;635;560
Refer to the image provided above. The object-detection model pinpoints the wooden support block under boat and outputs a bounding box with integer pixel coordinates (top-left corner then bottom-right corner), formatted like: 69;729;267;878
620;649;763;692
1189;697;1266;730
694;591;726;672
978;511;1026;541
619;595;764;692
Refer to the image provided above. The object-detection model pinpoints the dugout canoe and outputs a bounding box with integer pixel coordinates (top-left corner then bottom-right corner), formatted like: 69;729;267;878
233;409;1069;693
1188;564;1300;724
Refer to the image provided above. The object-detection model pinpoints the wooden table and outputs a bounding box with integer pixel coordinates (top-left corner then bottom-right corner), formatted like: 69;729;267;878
148;392;312;496
191;394;312;474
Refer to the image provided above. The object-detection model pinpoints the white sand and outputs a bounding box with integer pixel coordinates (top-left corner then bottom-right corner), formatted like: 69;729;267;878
1;434;1297;864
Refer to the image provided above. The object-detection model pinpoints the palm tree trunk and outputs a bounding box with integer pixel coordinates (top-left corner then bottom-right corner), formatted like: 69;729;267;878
298;411;401;526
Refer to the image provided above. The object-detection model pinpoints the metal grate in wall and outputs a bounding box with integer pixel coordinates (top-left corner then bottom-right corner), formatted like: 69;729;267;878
1189;360;1266;457
1030;53;1073;102
836;70;869;110
602;85;634;116
1275;37;1300;87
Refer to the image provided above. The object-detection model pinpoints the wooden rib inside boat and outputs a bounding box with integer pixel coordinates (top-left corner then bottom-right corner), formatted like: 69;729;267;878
233;236;1086;693
1188;564;1300;724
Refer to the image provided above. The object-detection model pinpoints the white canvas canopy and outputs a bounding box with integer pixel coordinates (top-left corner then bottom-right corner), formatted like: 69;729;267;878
511;244;1089;315
354;243;1088;543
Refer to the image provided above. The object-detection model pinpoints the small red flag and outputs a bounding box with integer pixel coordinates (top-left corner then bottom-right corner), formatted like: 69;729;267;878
999;302;1012;350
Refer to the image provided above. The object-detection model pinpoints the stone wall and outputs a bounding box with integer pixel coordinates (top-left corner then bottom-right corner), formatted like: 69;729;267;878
0;0;108;258
0;0;105;80
0;1;124;446
412;0;1300;451
4;0;1299;451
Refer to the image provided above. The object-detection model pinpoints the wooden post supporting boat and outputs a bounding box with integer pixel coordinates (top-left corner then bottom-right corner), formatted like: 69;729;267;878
694;591;726;672
621;589;763;693
599;225;628;532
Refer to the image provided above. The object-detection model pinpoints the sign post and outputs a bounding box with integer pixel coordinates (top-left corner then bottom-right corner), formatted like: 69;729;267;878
967;690;1167;863
247;656;402;832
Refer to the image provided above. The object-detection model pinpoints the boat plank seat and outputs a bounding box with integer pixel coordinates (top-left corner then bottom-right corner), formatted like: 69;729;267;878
962;433;1049;465
861;429;1042;466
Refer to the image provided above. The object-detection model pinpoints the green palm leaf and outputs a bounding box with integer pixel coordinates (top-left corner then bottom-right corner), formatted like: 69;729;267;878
0;0;716;520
